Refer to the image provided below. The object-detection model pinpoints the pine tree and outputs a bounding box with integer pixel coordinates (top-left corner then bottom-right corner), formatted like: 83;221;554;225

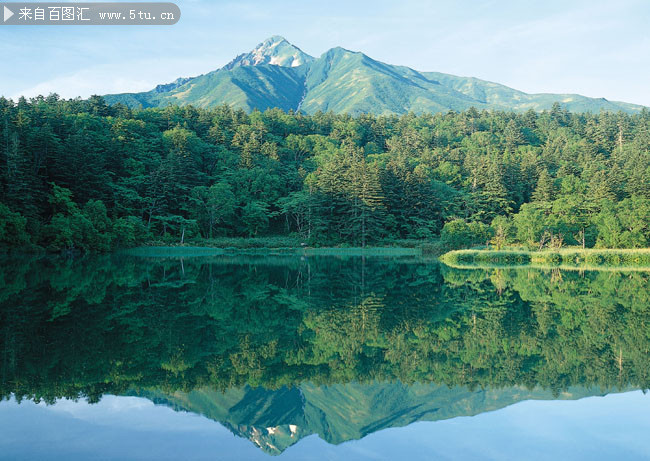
588;170;616;203
357;161;386;247
504;119;525;152
532;169;555;202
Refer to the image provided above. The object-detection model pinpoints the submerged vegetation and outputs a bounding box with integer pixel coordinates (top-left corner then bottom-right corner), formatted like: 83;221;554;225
0;96;648;252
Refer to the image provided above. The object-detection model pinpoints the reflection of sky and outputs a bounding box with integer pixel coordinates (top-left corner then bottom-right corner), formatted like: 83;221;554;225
0;0;649;105
1;391;649;460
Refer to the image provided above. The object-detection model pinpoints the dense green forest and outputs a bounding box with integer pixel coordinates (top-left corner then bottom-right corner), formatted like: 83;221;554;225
1;95;648;252
1;255;648;403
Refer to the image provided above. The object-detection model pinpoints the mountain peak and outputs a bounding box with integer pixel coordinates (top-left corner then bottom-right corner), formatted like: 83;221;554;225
105;37;647;115
225;36;314;70
263;35;288;45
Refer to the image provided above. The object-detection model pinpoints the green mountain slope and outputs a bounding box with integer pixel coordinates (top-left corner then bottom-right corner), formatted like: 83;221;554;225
424;71;644;113
106;64;307;111
143;382;616;455
159;64;307;111
300;47;487;114
104;36;646;114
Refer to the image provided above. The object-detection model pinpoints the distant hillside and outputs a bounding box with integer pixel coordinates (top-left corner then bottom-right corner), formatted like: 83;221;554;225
104;36;646;115
143;382;614;455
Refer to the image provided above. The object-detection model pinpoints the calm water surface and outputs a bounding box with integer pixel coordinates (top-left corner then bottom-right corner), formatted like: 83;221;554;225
1;254;649;460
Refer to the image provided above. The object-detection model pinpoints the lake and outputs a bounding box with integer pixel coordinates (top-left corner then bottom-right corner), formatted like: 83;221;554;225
1;253;649;460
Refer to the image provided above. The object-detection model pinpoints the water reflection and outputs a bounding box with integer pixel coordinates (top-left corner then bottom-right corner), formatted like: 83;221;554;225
0;254;648;454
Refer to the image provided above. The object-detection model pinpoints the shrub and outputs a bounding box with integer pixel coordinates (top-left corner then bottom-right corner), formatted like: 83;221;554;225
0;203;30;249
441;219;493;250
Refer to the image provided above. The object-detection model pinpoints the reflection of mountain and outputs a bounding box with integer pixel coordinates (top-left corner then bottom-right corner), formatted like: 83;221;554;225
1;255;648;419
142;382;612;455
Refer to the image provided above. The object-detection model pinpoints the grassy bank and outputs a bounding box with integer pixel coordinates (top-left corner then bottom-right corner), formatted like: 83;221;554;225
124;245;423;258
440;248;650;269
121;236;444;258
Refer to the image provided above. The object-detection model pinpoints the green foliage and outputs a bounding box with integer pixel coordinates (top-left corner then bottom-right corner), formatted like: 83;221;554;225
489;215;513;250
113;216;152;248
40;185;113;252
0;96;648;252
241;201;271;236
594;197;649;248
189;182;236;238
441;219;492;249
0;203;30;249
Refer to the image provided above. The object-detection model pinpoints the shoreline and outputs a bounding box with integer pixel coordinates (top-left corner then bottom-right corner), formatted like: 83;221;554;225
121;245;425;258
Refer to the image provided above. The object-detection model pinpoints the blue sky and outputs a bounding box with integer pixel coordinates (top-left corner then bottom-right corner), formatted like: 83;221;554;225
1;0;649;105
2;391;650;460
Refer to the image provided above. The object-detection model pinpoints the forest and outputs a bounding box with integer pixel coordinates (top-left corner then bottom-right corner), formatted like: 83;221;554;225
0;95;648;252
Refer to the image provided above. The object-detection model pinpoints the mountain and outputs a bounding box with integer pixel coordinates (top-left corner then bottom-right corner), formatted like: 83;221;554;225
224;35;314;69
104;36;646;114
140;382;617;455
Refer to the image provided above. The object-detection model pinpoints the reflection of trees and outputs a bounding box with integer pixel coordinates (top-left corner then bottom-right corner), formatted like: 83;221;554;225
0;255;648;403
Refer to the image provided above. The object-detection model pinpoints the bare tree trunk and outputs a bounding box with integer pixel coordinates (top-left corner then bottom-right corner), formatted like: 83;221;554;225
147;200;156;229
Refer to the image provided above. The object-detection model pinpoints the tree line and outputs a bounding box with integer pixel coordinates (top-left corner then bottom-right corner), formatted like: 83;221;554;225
1;95;648;251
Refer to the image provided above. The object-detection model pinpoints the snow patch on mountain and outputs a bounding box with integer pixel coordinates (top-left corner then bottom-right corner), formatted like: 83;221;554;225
225;36;314;69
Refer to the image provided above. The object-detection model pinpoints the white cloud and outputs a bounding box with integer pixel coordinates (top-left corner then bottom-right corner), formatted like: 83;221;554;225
11;58;219;100
38;395;230;433
15;68;153;100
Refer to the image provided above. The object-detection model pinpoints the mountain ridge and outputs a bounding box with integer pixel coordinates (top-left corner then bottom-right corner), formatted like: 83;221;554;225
104;36;646;114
